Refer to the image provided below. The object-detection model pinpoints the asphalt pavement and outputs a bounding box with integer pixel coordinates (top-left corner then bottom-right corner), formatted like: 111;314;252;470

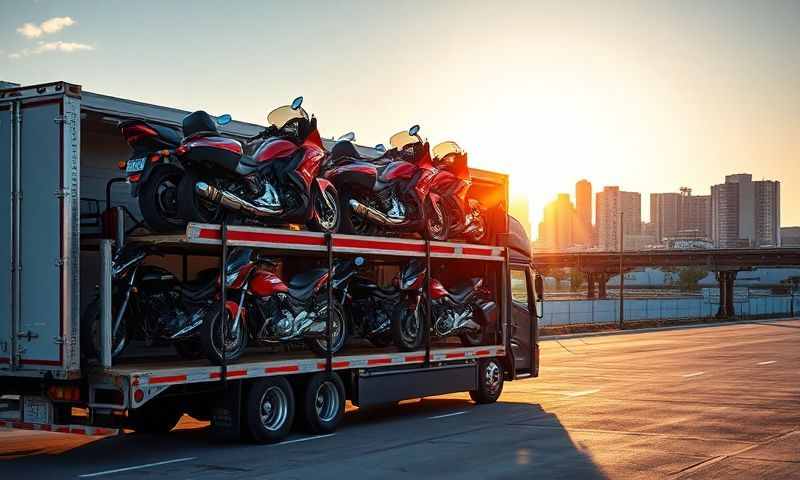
1;319;798;479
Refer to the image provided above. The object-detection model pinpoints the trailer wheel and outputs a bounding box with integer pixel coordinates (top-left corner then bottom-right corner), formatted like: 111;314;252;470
245;377;295;443
469;358;504;404
300;373;345;434
129;401;183;434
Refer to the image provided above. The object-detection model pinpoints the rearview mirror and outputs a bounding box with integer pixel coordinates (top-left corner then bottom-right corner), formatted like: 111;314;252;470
354;256;365;267
337;132;356;142
534;274;544;301
291;96;303;110
408;124;420;136
216;114;232;126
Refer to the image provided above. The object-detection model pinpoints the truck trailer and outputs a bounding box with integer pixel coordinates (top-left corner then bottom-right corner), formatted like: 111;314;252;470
0;81;541;442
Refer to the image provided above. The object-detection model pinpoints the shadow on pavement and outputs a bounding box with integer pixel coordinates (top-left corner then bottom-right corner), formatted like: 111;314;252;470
1;398;607;479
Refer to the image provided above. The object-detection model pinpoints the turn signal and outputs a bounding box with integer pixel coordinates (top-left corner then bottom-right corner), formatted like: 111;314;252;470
117;160;127;170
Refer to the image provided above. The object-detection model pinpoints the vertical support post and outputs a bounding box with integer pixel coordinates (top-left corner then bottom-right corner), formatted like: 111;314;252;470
9;101;21;370
115;206;125;252
219;220;228;383
324;232;333;374
99;239;113;368
586;273;595;299
424;239;432;368
618;211;625;329
598;274;607;299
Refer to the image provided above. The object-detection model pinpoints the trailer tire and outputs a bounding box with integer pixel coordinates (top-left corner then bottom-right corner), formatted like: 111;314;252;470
299;372;345;434
129;401;183;434
245;377;295;443
469;358;504;404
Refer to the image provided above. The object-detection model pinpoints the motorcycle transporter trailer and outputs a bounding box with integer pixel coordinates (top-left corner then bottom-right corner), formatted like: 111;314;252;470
0;81;541;442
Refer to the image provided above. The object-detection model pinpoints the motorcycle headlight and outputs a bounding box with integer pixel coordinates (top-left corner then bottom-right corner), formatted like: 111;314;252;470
225;271;240;287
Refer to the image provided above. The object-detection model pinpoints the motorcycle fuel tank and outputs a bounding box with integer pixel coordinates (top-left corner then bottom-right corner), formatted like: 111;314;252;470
250;271;290;297
253;138;299;163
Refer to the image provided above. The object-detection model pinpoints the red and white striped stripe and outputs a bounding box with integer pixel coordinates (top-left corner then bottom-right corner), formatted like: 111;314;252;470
0;420;118;436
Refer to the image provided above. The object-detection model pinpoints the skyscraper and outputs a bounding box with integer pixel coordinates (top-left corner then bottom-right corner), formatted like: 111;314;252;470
574;180;593;246
596;186;641;251
650;188;712;245
711;174;780;248
537;193;576;251
650;192;681;243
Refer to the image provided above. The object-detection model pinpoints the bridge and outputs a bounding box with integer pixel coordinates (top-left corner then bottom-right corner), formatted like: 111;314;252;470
532;248;800;317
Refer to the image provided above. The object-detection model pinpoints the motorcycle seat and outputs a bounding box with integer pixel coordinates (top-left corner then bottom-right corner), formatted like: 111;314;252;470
442;277;483;304
330;140;362;162
288;268;328;300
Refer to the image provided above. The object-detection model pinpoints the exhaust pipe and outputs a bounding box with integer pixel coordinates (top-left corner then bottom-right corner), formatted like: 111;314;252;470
196;182;283;217
349;199;405;226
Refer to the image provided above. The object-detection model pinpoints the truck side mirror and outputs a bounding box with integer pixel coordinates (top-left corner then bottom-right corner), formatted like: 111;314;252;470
534;274;544;301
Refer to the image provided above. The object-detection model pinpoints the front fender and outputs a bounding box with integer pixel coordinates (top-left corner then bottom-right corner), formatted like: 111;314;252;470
308;177;338;221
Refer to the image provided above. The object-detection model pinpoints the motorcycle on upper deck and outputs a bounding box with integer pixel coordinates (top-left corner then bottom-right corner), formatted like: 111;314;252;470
430;141;488;244
323;125;450;241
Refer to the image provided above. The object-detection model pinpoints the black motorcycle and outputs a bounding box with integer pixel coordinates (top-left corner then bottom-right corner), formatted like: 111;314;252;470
343;268;398;348
81;245;219;361
391;259;498;351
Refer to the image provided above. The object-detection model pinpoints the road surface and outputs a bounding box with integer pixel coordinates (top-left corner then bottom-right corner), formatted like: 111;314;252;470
1;319;798;479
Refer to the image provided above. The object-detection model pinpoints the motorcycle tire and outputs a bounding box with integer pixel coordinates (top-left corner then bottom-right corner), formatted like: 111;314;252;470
177;171;224;224
81;296;130;362
138;164;187;233
339;192;380;236
200;306;248;365
423;196;450;242
391;301;425;352
307;182;341;233
306;303;347;357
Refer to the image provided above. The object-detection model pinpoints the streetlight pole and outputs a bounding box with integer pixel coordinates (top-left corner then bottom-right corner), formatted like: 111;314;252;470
618;211;625;329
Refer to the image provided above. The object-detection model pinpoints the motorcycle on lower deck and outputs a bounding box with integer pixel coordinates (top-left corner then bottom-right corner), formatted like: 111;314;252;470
324;125;450;241
81;245;219;362
202;248;362;364
390;259;498;351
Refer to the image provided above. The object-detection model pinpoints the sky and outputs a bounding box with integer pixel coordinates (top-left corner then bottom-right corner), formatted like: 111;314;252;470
2;0;798;233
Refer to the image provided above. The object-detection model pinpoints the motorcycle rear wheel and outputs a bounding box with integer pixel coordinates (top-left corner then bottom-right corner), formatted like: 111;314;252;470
177;171;224;224
139;164;187;232
340;193;380;236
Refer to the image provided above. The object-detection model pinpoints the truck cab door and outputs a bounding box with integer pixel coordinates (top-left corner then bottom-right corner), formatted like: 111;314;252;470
508;267;536;378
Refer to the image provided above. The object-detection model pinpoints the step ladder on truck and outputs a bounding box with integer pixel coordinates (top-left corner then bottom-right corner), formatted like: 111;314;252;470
0;81;542;442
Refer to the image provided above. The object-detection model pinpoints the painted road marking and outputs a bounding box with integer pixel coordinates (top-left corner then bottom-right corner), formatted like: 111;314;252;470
428;411;468;419
275;433;335;445
79;457;197;478
757;361;776;365
682;371;706;378
565;389;600;397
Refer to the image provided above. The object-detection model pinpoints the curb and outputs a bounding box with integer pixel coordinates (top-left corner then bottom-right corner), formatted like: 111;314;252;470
539;317;797;341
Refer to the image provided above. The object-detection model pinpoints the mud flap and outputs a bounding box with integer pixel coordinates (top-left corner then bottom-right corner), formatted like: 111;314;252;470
210;379;243;442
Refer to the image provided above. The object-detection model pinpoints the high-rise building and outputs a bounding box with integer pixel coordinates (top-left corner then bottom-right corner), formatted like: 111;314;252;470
711;174;780;248
574;180;593;246
650;192;681;243
596;186;641;251
781;227;800;247
679;188;712;239
537;193;576;251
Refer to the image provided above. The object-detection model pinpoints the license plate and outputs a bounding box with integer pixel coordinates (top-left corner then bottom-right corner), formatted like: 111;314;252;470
126;157;146;173
22;396;52;424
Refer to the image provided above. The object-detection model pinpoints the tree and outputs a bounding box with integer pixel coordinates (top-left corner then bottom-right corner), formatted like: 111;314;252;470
675;267;708;291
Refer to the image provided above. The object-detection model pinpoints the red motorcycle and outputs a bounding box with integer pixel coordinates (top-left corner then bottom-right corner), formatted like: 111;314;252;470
430;141;488;243
391;259;497;351
123;97;340;233
201;248;359;364
324;125;449;241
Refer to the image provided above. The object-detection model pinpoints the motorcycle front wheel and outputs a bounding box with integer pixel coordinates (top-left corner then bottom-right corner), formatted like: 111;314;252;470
139;164;187;233
307;183;340;233
306;303;347;357
201;306;248;365
391;301;424;351
81;296;130;361
423;196;450;242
